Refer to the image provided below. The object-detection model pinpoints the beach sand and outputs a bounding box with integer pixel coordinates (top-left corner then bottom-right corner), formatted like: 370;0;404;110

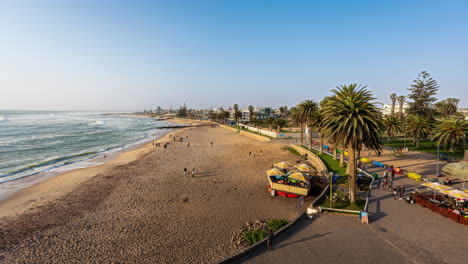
0;123;310;263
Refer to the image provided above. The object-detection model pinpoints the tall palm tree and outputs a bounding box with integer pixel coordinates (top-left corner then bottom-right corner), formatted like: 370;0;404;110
435;98;459;117
290;105;304;145
234;111;242;125
233;104;239;112
296;100;319;146
390;93;397;117
406;115;432;148
248;105;255;122
432;118;467;151
383;116;402;142
322;84;383;203
397;95;405;120
309;110;325;154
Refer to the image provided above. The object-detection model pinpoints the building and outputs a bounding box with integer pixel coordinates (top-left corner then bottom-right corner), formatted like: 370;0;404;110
379;104;408;116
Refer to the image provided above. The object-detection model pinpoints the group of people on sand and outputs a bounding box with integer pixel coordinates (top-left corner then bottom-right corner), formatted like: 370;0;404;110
183;167;197;177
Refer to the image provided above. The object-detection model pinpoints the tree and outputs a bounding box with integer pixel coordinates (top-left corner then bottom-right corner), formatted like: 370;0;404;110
177;103;188;118
383;115;402;142
294;100;319;146
390;93;397;117
308;110;325;155
233;104;239;112
397;95;405;120
283;106;288;117
234;111;242;125
435;98;459;116
279;107;285;117
406;71;439;119
406;115;432;148
321;84;383;203
248;105;255;122
273;118;288;134
264;117;275;131
432;118;467;151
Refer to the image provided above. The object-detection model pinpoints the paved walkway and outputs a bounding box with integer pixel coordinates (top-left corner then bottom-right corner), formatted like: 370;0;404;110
238;149;468;264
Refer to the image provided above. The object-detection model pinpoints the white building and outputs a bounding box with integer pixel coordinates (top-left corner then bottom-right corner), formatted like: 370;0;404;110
379;104;408;116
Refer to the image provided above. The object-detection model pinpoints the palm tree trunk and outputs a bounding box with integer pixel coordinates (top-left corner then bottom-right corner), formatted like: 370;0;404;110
348;142;357;203
319;134;324;155
333;144;337;160
339;146;345;167
300;123;304;146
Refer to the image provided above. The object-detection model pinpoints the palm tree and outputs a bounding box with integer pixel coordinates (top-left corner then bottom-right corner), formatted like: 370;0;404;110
406;115;432;148
383;116;402;142
234;111;242;125
435;98;459;116
309;110;325;154
248;105;255;122
233;104;239;112
264;117;275;131
273;118;288;134
432;118;467;151
390;93;397;117
296;100;319;146
289;106;304;145
322;84;383;203
397;95;405;120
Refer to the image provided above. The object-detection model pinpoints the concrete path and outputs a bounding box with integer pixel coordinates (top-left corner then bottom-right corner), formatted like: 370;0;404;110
238;151;468;264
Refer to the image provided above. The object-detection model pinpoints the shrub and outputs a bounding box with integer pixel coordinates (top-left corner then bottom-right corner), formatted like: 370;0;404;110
287;147;301;156
243;230;269;245
266;219;289;231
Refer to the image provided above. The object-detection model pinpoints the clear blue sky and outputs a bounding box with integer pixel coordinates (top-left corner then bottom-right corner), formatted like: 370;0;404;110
1;0;467;111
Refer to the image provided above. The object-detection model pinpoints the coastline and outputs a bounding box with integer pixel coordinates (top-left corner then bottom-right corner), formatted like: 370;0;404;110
0;117;203;219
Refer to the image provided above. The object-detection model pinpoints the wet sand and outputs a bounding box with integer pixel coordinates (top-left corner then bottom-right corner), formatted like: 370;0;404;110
0;124;304;263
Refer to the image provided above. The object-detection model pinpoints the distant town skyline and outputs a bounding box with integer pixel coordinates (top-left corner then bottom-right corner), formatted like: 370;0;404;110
1;0;467;111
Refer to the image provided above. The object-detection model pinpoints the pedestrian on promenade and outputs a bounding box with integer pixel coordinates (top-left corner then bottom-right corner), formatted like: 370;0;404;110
392;187;398;200
267;229;274;250
400;186;405;200
382;178;387;191
383;170;389;181
391;169;395;182
388;179;393;191
184;167;188;176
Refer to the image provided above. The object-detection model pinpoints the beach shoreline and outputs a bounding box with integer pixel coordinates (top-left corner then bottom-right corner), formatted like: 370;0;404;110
0;117;208;219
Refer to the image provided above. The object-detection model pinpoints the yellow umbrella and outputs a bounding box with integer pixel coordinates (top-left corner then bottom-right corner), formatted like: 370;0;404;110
295;163;313;172
274;161;291;169
441;190;468;199
288;172;309;182
266;168;286;176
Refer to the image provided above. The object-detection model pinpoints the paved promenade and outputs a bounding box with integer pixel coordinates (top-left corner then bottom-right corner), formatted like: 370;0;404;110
238;149;468;264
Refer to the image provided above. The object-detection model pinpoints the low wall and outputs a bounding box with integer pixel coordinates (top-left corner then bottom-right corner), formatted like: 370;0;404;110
219;125;271;142
242;125;278;138
289;144;329;177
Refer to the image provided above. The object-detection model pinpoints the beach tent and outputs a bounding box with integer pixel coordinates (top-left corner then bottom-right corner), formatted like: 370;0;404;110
440;190;468;200
421;182;452;191
274;161;291;169
288;172;309;182
294;164;313;172
266;168;286;177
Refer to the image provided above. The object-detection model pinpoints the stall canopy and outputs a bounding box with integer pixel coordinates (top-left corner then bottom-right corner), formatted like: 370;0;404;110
288;172;309;182
266;168;286;176
274;161;291;169
421;182;452;191
440;190;468;200
295;164;313;172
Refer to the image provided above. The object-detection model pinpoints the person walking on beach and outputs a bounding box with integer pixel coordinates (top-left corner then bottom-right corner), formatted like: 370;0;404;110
392;187;398;200
184;167;188;176
188;142;190;147
267;229;274;250
211;142;213;147
191;168;196;177
249;151;252;156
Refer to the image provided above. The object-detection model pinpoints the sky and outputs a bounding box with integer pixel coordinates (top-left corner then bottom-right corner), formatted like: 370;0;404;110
1;0;467;111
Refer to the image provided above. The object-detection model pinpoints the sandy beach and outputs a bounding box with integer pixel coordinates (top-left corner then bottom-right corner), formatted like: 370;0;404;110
0;121;312;263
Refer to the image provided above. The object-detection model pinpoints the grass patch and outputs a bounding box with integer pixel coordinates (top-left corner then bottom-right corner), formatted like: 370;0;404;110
286;147;301;156
243;230;269;245
266;219;289;231
383;139;465;159
301;146;347;176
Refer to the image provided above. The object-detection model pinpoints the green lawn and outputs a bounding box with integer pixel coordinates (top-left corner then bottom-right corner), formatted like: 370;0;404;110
301;146;347;176
383;139;465;159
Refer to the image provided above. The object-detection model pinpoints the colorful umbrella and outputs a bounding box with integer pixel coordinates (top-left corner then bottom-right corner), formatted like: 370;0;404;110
266;168;286;176
421;182;452;191
274;161;291;169
440;190;468;200
295;163;312;172
288;172;309;182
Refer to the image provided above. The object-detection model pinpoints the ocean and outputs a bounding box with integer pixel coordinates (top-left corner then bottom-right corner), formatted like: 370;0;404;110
0;111;179;198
